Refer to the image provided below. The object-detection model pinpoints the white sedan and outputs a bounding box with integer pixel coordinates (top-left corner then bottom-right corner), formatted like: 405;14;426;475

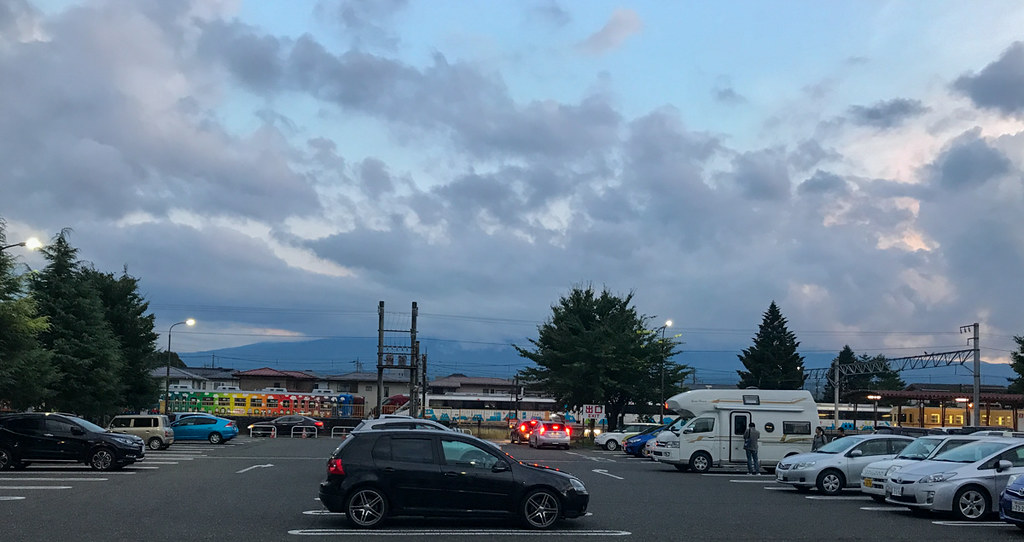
776;434;913;495
594;423;661;451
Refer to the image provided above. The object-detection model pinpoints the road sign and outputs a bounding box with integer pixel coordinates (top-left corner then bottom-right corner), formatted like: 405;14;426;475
583;404;604;419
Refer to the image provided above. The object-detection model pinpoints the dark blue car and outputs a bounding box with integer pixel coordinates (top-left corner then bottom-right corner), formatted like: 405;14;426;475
623;424;668;457
999;474;1024;529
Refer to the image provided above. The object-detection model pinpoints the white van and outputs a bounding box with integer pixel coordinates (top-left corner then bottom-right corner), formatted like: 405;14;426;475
652;389;819;473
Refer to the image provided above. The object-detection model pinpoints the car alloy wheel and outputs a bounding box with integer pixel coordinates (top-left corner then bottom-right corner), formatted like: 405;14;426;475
816;469;845;496
604;440;619;451
521;489;561;529
90;448;115;471
952;486;989;521
346;487;387;528
147;438;163;451
0;448;12;470
689;451;712;473
208;432;223;444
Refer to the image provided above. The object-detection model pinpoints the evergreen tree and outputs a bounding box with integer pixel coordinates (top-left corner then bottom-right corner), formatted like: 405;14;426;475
1008;336;1024;394
83;266;159;412
822;346;873;401
516;285;692;430
0;221;57;409
737;301;805;389
29;230;124;418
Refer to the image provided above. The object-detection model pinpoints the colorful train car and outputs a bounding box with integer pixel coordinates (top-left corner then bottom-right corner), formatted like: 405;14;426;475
161;389;366;418
396;394;558;423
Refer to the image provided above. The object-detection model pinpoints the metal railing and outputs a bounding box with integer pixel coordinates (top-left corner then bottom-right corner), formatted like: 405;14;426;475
249;424;277;438
291;425;318;438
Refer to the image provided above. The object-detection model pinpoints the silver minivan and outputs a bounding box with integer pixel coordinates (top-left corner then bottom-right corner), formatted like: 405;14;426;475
108;414;175;450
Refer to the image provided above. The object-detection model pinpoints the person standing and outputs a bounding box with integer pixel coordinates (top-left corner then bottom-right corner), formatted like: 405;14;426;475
812;426;828;450
743;422;760;475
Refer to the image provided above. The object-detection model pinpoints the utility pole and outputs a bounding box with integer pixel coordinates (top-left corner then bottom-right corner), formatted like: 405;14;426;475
420;350;428;418
961;323;981;426
409;302;418;418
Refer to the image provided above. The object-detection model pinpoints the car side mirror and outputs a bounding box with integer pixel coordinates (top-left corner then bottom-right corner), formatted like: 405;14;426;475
682;428;693;434
492;461;510;473
848;449;863;457
998;459;1013;472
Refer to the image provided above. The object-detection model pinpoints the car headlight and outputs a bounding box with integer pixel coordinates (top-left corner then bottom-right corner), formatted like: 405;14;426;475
919;472;957;483
665;440;679;448
793;461;817;469
111;435;135;446
885;465;903;477
1009;474;1023;486
593;430;602;436
569;478;588;494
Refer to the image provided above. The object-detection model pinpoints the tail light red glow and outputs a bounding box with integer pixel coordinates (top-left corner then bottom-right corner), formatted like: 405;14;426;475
552;424;561;431
226;421;236;428
315;421;324;427
540;425;546;434
328;458;345;475
566;426;572;436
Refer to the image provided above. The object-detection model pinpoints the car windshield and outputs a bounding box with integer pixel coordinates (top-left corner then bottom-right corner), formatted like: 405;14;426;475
65;416;106;433
895;437;942;460
931;441;1010;463
814;435;866;454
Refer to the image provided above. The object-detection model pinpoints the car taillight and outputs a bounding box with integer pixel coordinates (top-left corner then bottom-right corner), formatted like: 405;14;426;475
566;426;572;436
540;425;546;434
165;429;173;437
328;458;345;475
315;421;324;427
552;425;561;431
519;424;527;432
226;421;236;428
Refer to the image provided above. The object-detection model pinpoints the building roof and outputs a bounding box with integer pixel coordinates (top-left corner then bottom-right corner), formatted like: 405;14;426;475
233;367;317;379
430;374;515;388
184;367;238;380
325;371;412;384
150;366;207;380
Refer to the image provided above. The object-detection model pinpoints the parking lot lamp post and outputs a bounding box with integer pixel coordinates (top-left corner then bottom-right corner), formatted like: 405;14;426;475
0;237;42;252
165;319;195;415
659;320;672;424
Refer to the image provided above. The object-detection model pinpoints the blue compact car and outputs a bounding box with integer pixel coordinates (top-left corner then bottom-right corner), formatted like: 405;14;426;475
169;415;238;444
623;424;668;457
999;473;1024;528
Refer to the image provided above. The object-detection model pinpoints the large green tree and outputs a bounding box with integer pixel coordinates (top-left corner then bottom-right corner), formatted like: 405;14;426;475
29;230;125;418
515;286;691;431
1008;336;1024;394
83;266;159;411
0;221;57;409
737;301;805;389
822;347;906;402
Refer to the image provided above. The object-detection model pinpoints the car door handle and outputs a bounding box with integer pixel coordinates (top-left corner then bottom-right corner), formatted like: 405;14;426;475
383;467;395;472
43;433;54;437
444;471;463;477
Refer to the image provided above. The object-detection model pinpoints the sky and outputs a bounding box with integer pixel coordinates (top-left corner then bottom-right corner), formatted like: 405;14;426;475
2;1;1024;385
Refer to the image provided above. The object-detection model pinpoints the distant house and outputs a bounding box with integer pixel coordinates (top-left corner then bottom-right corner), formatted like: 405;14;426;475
183;367;239;391
428;373;522;396
151;366;207;391
323;371;412;411
233;367;318;393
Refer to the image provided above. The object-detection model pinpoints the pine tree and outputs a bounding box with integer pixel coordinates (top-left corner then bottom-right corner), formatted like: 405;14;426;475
83;266;159;412
0;220;57;409
29;230;124;418
737;301;805;389
1008;336;1024;394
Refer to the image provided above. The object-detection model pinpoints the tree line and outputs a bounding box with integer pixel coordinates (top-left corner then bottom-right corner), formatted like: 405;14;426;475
1;223;162;419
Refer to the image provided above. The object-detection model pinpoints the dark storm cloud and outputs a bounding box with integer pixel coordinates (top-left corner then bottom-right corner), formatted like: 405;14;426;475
797;170;848;196
953;42;1024;116
847;98;928;128
196;20;285;91
729;149;792;201
788;140;841;171
925;129;1011;190
356;158;396;199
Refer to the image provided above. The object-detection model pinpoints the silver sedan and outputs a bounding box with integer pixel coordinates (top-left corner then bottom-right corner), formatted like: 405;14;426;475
776;434;913;495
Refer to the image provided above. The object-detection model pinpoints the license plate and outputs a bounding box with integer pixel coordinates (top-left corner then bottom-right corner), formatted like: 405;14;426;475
891;486;903;497
863;479;872;488
1013;501;1024;513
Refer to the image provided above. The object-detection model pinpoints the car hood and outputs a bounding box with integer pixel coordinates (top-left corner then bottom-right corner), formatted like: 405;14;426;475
518;461;575;479
779;452;830;466
889;460;965;481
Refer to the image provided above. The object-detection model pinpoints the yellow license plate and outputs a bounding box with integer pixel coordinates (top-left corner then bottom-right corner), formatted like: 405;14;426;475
864;479;872;488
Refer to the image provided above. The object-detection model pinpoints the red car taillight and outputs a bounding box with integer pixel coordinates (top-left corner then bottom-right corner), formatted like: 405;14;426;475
552;424;561;431
315;421;324;427
519;424;527;432
540;425;546;434
226;421;236;428
328;458;345;475
566;426;572;436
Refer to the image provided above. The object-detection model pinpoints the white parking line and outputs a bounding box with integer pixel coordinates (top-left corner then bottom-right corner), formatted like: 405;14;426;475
146;456;196;460
287;529;632;536
804;496;871;501
0;496;27;500
302;510;344;516
0;486;72;490
564;452;615;463
141;462;179;465
860;507;903;512
931;521;1010;527
763;487;793;491
0;477;107;482
592;469;624;480
729;479;780;483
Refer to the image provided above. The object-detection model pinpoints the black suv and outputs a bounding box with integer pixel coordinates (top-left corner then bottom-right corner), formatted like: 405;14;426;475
318;429;589;529
0;412;145;471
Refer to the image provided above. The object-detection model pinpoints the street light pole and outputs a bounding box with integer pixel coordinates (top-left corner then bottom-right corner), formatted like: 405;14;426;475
164;319;195;415
0;238;42;252
659;319;673;424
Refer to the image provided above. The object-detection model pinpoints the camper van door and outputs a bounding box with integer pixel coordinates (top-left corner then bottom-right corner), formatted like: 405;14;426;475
729;412;749;463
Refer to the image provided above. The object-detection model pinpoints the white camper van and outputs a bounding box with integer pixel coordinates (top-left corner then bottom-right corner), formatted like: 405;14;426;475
651;389;818;473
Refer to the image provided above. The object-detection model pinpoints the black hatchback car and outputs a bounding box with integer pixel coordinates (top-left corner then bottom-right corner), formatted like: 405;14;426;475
0;412;145;471
318;429;589;529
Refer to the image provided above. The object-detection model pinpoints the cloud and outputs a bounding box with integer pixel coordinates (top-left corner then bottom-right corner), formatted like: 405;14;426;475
953;41;1024;117
714;85;746;106
925;128;1012;190
728;149;792;201
577;8;642;55
847;98;929;129
797;170;848;196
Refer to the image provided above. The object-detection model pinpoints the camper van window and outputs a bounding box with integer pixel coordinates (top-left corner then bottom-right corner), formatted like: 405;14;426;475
691;418;714;433
742;395;760;405
732;417;747;435
783;421;811;435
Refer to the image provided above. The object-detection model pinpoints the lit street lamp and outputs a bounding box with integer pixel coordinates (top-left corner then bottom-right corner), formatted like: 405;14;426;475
659;319;673;424
0;237;42;252
165;319;195;415
867;394;882;428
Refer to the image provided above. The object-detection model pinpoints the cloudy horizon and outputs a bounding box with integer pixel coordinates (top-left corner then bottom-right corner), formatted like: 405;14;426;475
3;1;1023;383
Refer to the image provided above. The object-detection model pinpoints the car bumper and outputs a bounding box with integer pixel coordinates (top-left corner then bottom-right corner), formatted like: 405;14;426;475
884;481;952;511
860;476;887;496
318;480;346;513
999;492;1024;526
561;490;589;519
535;437;570;448
775;467;818;488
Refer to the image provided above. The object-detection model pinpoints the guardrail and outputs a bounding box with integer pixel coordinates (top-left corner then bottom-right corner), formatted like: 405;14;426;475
291;425;318;438
249;424;277;438
331;426;351;439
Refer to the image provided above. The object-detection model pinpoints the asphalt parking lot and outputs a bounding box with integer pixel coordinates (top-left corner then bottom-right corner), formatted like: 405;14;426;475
3;436;1024;541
